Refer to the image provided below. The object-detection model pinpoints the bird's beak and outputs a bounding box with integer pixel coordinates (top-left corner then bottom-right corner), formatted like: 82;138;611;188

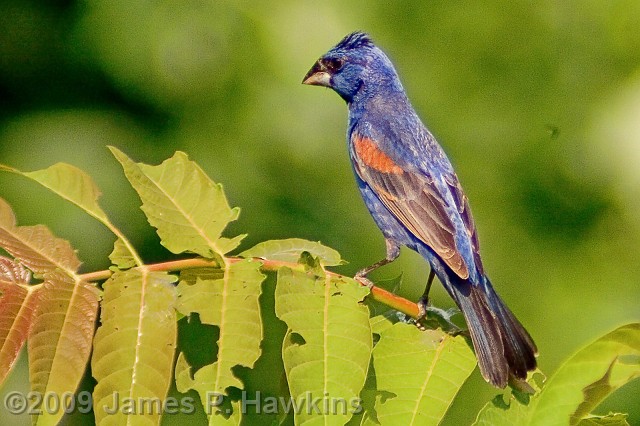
302;61;331;87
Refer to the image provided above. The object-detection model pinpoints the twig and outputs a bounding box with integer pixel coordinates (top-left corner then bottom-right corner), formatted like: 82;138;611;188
79;256;420;318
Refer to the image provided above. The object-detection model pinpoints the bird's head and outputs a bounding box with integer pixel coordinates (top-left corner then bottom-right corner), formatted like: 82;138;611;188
302;32;399;103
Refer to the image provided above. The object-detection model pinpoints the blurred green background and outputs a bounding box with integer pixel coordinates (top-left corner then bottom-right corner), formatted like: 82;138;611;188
1;0;639;424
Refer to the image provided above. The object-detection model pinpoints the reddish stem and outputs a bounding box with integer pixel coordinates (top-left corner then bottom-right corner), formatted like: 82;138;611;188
79;256;420;318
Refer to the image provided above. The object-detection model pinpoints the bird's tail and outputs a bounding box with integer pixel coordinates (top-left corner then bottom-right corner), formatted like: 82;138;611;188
442;273;537;388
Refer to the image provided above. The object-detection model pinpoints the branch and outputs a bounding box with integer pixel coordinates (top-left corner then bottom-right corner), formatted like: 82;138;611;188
79;257;420;318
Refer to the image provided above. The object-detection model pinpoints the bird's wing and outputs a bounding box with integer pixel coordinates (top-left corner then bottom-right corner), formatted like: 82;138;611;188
351;132;481;279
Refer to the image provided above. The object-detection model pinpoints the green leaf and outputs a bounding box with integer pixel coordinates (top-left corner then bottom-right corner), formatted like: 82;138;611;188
175;353;243;425
176;259;265;420
369;312;399;336
0;258;38;387
372;322;476;425
240;238;345;266
473;394;532;426
92;269;177;425
22;162;109;222
109;238;136;270
346;358;379;426
297;250;324;275
473;323;640;426
110;148;244;258
275;267;371;425
351;313;403;426
2;163;141;267
0;198;81;275
176;260;263;329
28;272;100;426
546;324;640;425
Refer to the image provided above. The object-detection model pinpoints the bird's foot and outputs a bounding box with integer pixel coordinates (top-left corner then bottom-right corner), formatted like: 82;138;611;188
414;298;463;335
417;295;429;321
414;295;430;331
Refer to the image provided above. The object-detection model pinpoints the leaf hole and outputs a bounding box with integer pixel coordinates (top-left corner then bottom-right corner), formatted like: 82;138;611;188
289;332;306;346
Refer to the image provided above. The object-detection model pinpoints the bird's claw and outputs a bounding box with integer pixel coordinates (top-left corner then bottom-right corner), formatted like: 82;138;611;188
414;301;464;335
417;295;429;321
413;295;430;330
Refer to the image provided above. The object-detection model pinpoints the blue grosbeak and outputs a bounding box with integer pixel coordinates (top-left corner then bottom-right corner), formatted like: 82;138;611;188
303;32;537;388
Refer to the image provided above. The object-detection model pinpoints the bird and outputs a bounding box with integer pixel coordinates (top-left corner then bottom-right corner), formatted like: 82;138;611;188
302;31;537;388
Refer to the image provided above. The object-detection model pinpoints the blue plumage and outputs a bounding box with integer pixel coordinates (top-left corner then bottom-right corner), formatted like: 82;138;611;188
303;31;537;388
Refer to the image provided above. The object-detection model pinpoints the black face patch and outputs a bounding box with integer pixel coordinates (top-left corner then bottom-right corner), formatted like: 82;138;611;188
323;57;344;73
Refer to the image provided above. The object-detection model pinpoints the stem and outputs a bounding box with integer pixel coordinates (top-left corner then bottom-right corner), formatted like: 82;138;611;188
79;256;420;319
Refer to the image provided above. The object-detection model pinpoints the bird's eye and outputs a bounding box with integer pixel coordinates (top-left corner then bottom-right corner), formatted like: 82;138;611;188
325;57;344;72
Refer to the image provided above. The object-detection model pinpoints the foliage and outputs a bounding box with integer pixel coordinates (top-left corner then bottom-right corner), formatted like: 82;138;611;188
2;2;640;423
0;151;637;425
473;324;640;426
